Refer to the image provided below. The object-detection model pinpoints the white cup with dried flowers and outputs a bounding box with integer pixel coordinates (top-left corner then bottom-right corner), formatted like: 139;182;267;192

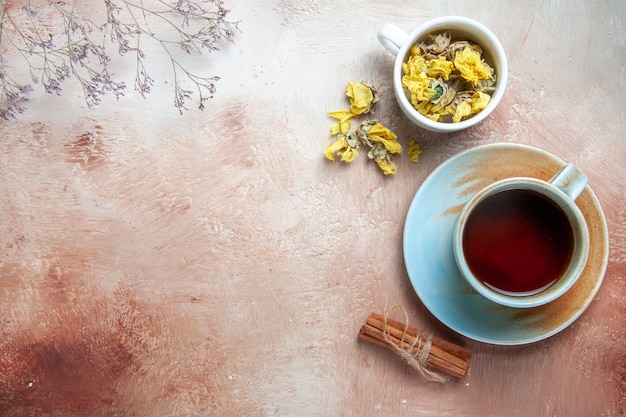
378;16;508;133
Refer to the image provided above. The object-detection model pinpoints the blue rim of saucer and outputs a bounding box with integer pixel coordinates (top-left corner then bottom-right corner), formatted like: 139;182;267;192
402;143;609;345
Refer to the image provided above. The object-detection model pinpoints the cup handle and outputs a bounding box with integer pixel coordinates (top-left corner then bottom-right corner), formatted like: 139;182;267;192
377;23;408;56
548;163;588;201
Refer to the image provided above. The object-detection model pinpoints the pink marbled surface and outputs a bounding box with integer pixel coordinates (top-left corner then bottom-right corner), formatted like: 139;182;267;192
0;1;624;416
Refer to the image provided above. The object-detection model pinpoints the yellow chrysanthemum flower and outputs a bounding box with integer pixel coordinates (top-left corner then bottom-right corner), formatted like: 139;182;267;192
402;75;435;106
375;158;397;175
328;109;353;137
402;47;428;77
325;82;404;173
398;35;497;123
453;46;494;85
452;101;473;123
330;119;351;136
471;91;491;113
366;123;402;154
427;56;455;80
346;82;378;115
340;146;358;162
327;109;354;123
324;136;358;162
407;140;423;163
414;100;433;117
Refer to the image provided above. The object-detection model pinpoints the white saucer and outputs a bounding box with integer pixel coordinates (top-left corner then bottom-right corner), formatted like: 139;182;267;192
403;143;609;345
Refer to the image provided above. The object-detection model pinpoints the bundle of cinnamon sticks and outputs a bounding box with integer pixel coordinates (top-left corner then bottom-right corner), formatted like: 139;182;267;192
358;312;471;379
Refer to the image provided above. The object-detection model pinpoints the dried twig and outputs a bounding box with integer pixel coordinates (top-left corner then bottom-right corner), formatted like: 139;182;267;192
0;0;240;119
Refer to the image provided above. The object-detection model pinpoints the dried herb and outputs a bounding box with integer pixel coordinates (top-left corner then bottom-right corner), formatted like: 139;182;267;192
325;82;403;175
0;0;240;119
358;120;401;175
407;139;423;163
402;32;496;123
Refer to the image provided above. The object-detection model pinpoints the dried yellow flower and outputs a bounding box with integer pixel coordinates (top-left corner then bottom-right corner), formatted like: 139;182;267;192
402;75;435;106
402;47;427;77
330;121;350;136
363;122;402;154
427;56;455;80
346;82;380;115
407;140;423;163
324;134;359;162
325;83;403;174
340;146;358;162
358;121;401;175
452;101;472;123
328;109;355;123
375;159;397;175
453;46;494;85
471;91;491;113
328;109;353;140
400;33;497;123
330;119;351;136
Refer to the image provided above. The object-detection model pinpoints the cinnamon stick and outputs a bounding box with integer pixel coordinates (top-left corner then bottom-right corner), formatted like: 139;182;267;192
358;312;471;379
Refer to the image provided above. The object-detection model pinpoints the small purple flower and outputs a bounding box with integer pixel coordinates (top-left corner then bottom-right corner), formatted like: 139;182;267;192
1;0;239;119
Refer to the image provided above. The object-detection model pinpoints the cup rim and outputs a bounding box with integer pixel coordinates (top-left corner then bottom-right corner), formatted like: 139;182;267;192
392;16;508;132
453;177;591;308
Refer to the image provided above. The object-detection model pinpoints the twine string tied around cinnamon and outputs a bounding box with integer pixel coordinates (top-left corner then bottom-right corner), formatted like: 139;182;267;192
382;304;448;383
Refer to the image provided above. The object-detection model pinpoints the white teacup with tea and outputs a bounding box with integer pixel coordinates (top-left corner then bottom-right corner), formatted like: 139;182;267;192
377;16;508;132
453;164;590;308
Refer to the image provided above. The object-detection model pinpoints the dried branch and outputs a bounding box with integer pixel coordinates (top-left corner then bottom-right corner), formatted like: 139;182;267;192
0;0;239;119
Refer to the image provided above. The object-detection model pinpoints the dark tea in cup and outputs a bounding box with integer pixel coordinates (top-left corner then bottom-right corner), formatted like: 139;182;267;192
453;163;590;308
462;188;574;295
